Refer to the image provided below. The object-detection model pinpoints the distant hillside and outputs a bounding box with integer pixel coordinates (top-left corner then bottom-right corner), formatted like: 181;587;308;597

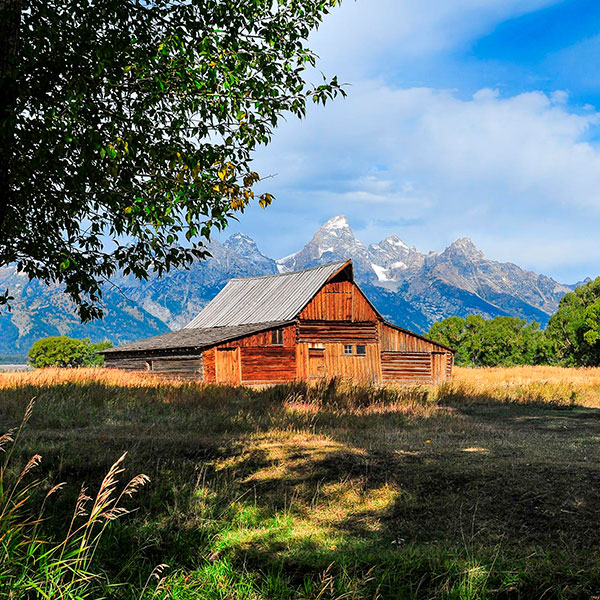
0;216;584;353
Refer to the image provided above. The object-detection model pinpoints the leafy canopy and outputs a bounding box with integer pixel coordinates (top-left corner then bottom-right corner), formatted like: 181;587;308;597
28;337;113;368
0;0;345;320
428;315;552;367
546;277;600;366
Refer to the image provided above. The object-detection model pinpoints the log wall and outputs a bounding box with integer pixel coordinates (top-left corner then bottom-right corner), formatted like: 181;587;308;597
297;321;377;343
381;352;433;384
240;347;296;384
380;323;447;353
104;354;203;380
104;356;149;371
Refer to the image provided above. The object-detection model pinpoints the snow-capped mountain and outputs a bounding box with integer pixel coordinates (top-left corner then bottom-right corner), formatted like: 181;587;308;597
0;215;582;354
276;215;572;327
278;215;378;281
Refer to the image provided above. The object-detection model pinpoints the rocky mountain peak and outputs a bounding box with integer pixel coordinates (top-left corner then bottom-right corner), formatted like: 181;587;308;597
321;214;350;232
224;232;261;257
277;215;375;279
445;237;485;260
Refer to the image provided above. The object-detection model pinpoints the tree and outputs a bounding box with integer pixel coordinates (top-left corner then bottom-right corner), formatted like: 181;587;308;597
28;337;113;368
428;315;551;367
546;278;600;366
0;0;345;320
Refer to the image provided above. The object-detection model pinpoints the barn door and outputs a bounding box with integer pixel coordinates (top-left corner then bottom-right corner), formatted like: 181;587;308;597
215;347;241;385
307;348;326;379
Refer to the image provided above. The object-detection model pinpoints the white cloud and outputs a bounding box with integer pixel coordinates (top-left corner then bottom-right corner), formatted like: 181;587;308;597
245;82;600;281
310;0;561;78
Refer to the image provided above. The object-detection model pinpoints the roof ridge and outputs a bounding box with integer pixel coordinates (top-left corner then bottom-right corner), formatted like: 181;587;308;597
228;259;349;281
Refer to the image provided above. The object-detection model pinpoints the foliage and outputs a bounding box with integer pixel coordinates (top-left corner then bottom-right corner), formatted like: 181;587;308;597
428;315;552;367
0;0;345;320
28;336;112;368
546;277;600;366
0;399;148;598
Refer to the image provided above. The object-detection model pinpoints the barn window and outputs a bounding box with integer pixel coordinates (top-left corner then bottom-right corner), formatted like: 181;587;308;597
271;328;284;345
344;345;353;355
356;345;366;356
145;361;153;371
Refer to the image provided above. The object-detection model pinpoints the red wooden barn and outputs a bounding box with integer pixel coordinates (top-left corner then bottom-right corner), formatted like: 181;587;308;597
102;260;454;385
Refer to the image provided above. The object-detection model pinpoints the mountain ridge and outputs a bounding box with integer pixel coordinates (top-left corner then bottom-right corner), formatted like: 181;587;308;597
0;215;583;354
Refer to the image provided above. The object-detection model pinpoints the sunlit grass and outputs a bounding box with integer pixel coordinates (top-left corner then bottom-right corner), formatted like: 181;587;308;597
1;366;600;598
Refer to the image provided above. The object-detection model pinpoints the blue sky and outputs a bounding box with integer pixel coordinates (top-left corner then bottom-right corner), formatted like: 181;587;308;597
216;0;600;284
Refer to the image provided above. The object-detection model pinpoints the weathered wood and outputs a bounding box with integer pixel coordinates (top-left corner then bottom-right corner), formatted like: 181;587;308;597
297;321;377;343
381;352;433;383
240;347;296;383
203;348;216;382
215;347;241;385
299;281;380;322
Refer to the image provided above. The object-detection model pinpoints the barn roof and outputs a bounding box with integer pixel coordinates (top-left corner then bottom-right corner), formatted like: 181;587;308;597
185;260;355;329
101;321;293;355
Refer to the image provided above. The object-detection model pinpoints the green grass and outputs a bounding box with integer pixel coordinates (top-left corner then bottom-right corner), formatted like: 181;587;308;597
2;372;600;598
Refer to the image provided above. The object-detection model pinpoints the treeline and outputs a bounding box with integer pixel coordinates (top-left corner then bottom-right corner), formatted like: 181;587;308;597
428;277;600;367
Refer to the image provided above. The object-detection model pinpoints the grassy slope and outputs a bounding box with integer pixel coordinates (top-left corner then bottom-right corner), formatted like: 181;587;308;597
1;367;600;599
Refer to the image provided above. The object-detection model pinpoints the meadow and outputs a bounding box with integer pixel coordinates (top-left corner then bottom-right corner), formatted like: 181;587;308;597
1;366;600;599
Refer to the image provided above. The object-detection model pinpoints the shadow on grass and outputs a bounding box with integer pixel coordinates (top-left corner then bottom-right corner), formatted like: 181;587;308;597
3;378;600;598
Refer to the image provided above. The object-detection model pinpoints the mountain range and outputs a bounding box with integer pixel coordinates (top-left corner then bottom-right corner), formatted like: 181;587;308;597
0;215;579;354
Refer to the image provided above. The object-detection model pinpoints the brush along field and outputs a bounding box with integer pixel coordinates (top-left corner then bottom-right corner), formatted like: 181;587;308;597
2;367;600;599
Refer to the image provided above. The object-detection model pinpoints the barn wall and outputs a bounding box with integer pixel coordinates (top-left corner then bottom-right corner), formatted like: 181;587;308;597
211;324;296;384
104;356;148;371
297;321;377;343
240;347;296;384
299;281;379;322
381;352;433;384
104;353;203;379
203;348;216;383
216;324;296;348
380;323;447;353
296;342;381;382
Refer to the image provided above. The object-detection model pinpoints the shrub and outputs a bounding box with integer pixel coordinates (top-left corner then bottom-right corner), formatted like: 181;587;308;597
28;336;113;368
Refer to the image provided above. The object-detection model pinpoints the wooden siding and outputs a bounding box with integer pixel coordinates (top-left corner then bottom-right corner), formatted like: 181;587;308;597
217;324;296;348
380;323;444;353
240;347;296;384
297;342;381;382
150;357;203;379
105;356;148;371
203;348;216;383
381;352;433;384
215;347;241;385
446;352;454;379
297;321;377;343
299;281;379;322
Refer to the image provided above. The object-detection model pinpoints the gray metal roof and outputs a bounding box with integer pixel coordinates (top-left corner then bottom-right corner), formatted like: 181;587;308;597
102;321;294;354
185;260;351;329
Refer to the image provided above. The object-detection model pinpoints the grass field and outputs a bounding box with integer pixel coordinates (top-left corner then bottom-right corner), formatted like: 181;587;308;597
2;366;600;599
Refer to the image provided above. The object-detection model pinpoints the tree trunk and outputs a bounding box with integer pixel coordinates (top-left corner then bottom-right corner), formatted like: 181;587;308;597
0;0;22;242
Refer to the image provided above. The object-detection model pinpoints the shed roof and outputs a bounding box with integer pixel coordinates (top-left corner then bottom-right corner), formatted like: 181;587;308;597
185;260;353;329
101;321;293;355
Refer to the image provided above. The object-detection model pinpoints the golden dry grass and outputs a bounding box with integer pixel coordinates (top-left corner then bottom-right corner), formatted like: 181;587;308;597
443;365;600;407
2;365;600;598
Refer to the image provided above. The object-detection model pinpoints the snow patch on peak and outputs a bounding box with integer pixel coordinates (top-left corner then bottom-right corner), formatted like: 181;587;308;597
371;263;392;282
385;235;409;250
322;215;349;231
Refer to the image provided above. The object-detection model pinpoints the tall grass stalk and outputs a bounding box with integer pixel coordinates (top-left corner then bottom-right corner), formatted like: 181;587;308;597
0;398;149;598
